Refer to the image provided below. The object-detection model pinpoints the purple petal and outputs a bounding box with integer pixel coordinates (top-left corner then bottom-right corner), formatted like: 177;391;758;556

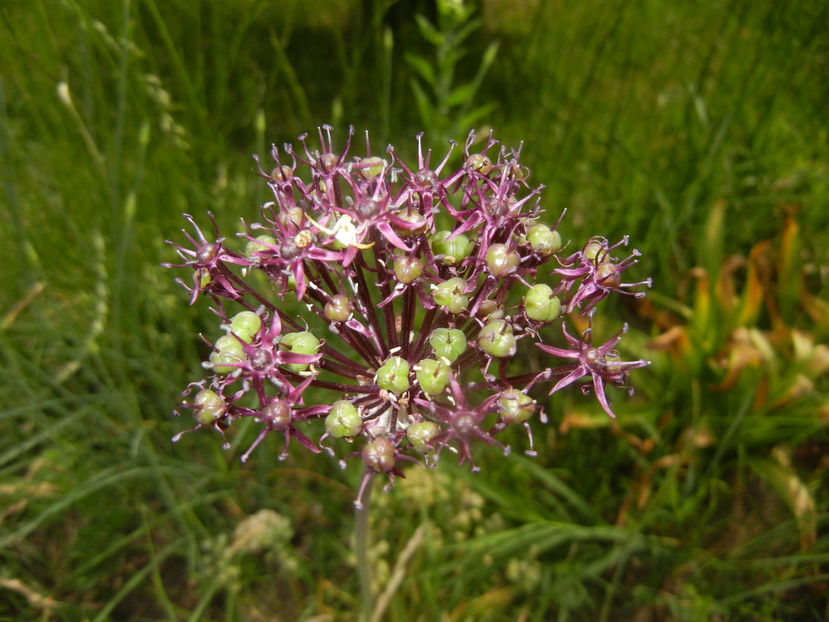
591;371;617;418
548;365;588;395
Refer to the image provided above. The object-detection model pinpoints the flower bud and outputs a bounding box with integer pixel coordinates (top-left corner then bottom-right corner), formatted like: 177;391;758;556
193;389;226;425
432;277;469;314
228;311;262;344
407;421;439;452
375;356;410;394
498;389;535;424
325;400;362;437
428;328;467;363
478;319;516;358
415;358;450;395
524;284;561;322
362;437;396;472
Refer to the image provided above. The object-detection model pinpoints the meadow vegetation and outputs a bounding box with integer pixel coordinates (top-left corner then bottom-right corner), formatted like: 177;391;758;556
1;0;827;620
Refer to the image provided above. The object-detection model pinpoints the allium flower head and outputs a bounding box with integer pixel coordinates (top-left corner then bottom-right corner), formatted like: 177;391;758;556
166;126;651;506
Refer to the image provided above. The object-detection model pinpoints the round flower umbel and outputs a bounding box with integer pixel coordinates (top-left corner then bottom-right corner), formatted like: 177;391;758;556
166;127;652;506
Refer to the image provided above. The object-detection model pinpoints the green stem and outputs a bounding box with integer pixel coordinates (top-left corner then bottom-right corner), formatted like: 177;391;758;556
355;467;374;622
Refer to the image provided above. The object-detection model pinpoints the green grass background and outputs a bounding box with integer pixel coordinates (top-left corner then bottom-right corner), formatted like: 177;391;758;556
1;0;827;620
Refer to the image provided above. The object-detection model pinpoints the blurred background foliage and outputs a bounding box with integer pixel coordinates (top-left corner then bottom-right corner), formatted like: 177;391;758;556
0;0;827;620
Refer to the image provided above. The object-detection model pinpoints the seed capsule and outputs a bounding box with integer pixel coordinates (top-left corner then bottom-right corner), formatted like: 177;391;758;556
431;230;472;264
325;400;362;438
415;358;450;395
527;224;562;257
478;319;516;358
394;256;424;284
524;284;561;322
262;399;292;430
193;389;226;425
324;294;351;322
281;331;320;372
407;421;439;452
209;335;245;373
359;156;385;179
486;244;520;277
432;277;469;314
228;311;262;344
465;153;493;174
362;437;396;473
375;356;410;394
428;328;467;363
245;234;276;259
498;389;535;424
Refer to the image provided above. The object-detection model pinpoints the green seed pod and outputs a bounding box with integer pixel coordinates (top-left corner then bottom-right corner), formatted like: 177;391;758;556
485;243;521;277
324;294;351;322
281;331;320;372
524;284;561;322
498;389;536;424
245;234;276;259
193;389;226;425
415;358;450;395
228;311;262;344
362;437;396;472
394;256;424;284
407;421;439;452
375;356;410;394
432;277;469;314
477;319;516;358
359;156;385;179
325;400;362;438
209;335;246;373
428;328;468;363
527;224;562;257
431;230;472;264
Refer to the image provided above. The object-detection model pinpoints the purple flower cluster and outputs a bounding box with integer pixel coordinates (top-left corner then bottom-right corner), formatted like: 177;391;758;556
165;126;651;507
